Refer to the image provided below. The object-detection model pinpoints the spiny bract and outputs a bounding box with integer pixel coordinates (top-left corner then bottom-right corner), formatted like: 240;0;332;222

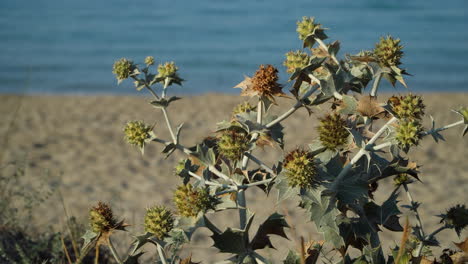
157;62;179;79
217;129;250;161
89;202;116;233
389;94;425;120
251;64;283;99
284;50;310;74
144;205;174;239
124;121;152;148
283;149;317;188
441;204;468;236
112;58;136;82
173;184;217;218
318;114;349;150
395;120;423;151
374;35;404;67
296;16;324;40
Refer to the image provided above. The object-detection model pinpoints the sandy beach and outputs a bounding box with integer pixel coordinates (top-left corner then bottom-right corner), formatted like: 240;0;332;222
1;93;467;262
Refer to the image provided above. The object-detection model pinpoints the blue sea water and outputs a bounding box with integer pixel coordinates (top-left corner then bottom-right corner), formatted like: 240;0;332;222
0;0;467;94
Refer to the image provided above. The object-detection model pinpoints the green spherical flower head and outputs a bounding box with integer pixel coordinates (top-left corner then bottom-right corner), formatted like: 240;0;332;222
284;51;310;74
124;121;152;148
217;129;250;161
389;94;425;120
442;204;468;236
145;56;155;66
393;173;411;186
112;58;136;82
144;205;174;239
374;35;404;67
173;184;217;217
283;149;317;188
318;114;349;150
232;102;255;117
395;120;423;151
157;62;178;79
296;16;323;41
89;202;116;233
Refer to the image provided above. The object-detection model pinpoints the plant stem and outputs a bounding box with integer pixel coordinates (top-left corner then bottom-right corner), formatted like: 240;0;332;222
331;117;397;190
414;226;448;258
403;184;425;238
315;38;340;66
161;107;177;143
243;152;276;176
265;85;318;129
107;237;123;264
131;76;160;99
188;171;229;187
370;72;382;97
157;244;168;264
421;120;464;136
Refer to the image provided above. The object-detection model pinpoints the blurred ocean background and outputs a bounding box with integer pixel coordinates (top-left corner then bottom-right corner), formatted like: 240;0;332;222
0;0;467;94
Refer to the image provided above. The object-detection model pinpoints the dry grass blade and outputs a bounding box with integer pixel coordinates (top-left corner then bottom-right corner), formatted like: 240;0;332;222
396;217;411;264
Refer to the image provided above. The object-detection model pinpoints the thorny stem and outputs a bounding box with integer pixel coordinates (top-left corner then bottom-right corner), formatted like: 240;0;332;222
421;120;464;136
131;76;160;100
414;225;448;258
107;237;123;264
265;85;319;129
331;117;397;190
157;243;168;264
188;171;230;188
403;184;425;238
370;72;383;97
243;152;276;176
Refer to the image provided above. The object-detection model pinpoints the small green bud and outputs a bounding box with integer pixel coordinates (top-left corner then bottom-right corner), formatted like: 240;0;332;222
173;184;217;217
157;62;178;79
217;129;250;161
374;35;404;67
145;56;155;66
296;16;324;41
112;58;136;82
395;120;423;151
89;202;116;233
283;149;317;188
284;50;310;74
441;204;468;236
232;102;255;116
388;94;425;120
317;114;349;150
144;205;174;239
124;121;152;148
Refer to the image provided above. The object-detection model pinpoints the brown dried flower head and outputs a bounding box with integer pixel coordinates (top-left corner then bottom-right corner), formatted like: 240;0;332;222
234;64;285;102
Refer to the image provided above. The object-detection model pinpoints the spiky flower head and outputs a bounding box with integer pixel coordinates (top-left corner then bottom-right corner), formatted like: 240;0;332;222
144;205;174;239
251;64;283;99
395;120;423;151
284;51;310;74
388;94;425;120
318;114;349;150
157;62;178;79
173;184;217;217
374;35;404;67
283;149;317;188
89;202;116;233
217;129;250;161
440;204;468;236
232;102;255;116
393;174;411;186
124;121;152;148
112;58;136;82
145;56;155;66
296;17;324;41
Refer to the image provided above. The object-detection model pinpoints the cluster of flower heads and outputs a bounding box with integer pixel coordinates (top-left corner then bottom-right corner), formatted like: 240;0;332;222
317;113;349;151
389;94;426;151
112;57;181;86
283;149;317;188
173;184;218;217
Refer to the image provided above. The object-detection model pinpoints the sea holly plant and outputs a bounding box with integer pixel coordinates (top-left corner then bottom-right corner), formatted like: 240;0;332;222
75;17;468;264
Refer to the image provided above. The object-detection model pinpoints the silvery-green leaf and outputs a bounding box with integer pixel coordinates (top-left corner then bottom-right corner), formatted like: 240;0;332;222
81;230;98;250
250;212;289;250
338;95;358;115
